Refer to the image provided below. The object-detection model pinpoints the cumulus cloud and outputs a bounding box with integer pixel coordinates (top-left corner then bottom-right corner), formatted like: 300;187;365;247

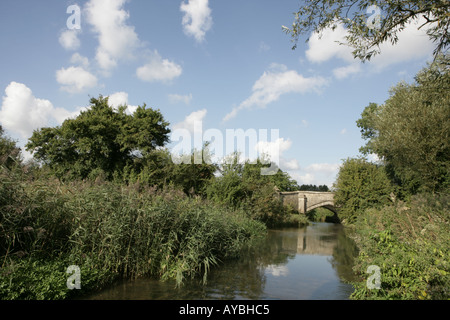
56;66;98;93
306;24;354;64
291;162;341;187
306;16;435;77
369;16;435;71
172;109;207;134
180;0;213;43
224;64;328;121
59;30;81;50
70;53;90;68
85;0;141;72
253;137;300;172
255;137;291;163
107;91;138;114
136;50;183;83
0;82;75;139
333;63;361;79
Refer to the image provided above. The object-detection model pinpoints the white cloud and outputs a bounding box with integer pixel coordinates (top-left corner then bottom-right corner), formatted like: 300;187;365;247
369;16;434;71
293;172;315;185
281;158;300;171
108;91;138;114
368;153;381;163
85;0;141;72
180;0;213;43
291;162;340;187
70;53;90;68
59;30;81;50
306;24;354;64
56;66;98;93
172;109;207;134
224;64;328;121
168;93;193;105
254;137;300;171
136;51;182;83
0;82;75;139
333;63;361;79
306;17;435;75
306;163;340;174
340;128;347;135
255;137;291;163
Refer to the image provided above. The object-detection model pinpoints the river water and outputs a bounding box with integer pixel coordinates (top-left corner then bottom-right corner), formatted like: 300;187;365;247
84;222;358;300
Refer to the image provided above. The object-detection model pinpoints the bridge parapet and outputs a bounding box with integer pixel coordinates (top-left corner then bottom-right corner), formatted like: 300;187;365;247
277;191;336;214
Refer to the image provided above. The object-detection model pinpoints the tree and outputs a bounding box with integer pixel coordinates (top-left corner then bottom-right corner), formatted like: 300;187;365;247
299;184;330;191
282;0;450;61
357;56;450;193
333;157;394;223
0;125;21;169
26;96;170;181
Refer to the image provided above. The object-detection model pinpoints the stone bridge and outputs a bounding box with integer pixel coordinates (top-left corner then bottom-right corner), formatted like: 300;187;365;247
277;191;336;214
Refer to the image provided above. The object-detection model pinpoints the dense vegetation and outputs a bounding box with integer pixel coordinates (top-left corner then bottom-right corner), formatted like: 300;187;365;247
0;96;306;299
1;49;447;301
333;56;449;299
284;1;449;299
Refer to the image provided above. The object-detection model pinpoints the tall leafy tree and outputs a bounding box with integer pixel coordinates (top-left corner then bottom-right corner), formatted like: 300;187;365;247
283;0;450;61
26;96;170;180
357;55;450;193
333;157;394;223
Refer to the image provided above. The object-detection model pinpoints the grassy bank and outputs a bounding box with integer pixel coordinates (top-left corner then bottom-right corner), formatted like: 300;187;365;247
348;193;449;299
0;167;266;300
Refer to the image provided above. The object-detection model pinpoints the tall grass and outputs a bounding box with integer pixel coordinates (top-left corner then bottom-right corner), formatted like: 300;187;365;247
0;166;266;299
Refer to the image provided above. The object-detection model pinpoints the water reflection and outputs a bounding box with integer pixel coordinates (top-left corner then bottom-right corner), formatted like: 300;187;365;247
84;222;358;300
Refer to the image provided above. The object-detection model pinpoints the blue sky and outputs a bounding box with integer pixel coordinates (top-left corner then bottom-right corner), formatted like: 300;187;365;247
0;0;436;187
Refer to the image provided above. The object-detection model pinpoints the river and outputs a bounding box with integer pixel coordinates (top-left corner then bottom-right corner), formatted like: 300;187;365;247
84;222;358;300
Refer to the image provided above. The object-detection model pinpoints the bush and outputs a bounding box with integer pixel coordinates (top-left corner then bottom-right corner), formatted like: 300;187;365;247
349;193;449;299
333;157;394;223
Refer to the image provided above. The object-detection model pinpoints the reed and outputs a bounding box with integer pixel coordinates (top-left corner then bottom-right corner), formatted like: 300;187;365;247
0;167;266;299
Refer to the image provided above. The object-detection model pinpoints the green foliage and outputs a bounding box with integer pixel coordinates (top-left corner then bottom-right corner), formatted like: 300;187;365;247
25;95;170;181
0;125;22;169
357;56;450;193
307;207;339;223
122;147;217;197
0;167;266;299
205;154;301;227
350;194;449;299
0;167;72;260
0;258;71;300
333;157;394;223
298;184;329;191
283;0;449;61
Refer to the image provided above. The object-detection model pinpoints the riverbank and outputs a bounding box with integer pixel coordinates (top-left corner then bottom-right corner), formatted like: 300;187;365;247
346;193;449;299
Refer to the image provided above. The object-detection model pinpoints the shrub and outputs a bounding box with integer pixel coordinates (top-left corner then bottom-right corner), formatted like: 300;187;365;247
350;193;449;299
333;157;394;223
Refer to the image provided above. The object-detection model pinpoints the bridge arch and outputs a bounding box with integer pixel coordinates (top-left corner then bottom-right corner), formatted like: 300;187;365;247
277;191;337;215
307;201;337;214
